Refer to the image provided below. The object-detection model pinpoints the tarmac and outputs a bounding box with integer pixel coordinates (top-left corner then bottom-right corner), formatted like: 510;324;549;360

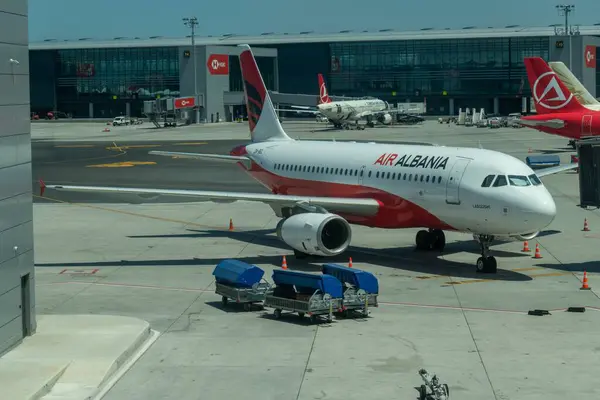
6;119;600;399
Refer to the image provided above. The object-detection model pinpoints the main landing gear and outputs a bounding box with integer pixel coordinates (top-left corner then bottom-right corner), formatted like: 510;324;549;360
475;235;497;274
416;230;498;274
568;140;576;149
415;229;446;252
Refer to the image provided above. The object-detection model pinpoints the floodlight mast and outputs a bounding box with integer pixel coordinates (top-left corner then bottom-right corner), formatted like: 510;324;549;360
183;16;200;124
556;4;575;70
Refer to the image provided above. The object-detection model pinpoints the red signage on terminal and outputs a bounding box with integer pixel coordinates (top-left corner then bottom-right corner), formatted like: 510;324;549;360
584;45;596;68
207;54;229;75
174;97;196;109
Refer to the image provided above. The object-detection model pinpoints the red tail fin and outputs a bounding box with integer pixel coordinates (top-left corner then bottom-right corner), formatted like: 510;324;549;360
524;57;585;114
318;73;331;104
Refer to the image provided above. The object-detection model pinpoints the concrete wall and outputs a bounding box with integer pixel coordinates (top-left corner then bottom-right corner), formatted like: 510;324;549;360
179;44;277;122
0;0;36;356
549;35;600;98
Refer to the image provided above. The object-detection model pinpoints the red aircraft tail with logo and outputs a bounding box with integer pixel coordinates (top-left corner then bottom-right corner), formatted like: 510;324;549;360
524;57;585;115
318;74;332;104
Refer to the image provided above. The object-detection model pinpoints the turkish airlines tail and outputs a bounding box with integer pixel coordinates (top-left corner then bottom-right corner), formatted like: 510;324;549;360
318;73;332;104
238;44;292;143
524;57;586;115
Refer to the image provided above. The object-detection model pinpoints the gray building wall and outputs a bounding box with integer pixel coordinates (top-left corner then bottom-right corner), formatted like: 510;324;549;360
179;44;277;122
549;35;600;98
0;0;36;356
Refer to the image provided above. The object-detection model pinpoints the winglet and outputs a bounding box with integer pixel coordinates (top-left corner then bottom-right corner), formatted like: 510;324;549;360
39;179;46;197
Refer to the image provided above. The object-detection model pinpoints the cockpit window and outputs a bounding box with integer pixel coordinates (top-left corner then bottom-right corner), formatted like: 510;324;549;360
528;174;542;186
493;175;507;187
508;175;531;187
481;175;495;187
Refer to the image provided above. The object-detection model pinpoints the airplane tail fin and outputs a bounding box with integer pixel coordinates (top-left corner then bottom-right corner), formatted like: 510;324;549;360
524;57;585;114
549;61;600;106
318;73;331;104
238;44;292;143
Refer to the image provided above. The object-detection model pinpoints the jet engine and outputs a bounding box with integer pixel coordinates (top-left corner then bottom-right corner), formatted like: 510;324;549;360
511;231;540;241
276;213;352;257
377;113;393;125
473;231;540;243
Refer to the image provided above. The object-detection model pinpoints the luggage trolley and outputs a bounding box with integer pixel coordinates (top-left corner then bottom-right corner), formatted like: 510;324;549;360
322;263;379;317
263;270;344;323
212;259;271;311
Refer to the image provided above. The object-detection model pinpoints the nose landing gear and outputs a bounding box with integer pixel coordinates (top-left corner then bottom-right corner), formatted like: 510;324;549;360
475;235;497;273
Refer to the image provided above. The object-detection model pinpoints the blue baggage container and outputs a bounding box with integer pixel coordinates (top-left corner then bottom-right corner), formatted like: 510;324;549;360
525;155;560;168
272;269;343;299
321;264;379;294
212;259;264;288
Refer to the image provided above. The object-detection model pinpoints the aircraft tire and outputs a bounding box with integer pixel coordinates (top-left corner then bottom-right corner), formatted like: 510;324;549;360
476;256;497;273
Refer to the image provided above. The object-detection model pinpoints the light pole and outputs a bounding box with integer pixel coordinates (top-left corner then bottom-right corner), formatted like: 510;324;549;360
556;4;575;72
183;16;200;124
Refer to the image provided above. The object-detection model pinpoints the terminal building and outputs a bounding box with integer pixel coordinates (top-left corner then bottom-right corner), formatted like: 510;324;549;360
1;2;36;355
29;24;600;120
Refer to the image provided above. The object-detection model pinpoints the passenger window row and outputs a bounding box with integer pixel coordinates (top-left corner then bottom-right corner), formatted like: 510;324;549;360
274;163;362;176
273;163;443;185
481;174;542;188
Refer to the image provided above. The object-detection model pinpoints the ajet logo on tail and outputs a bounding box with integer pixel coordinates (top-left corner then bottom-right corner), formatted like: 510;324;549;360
533;71;573;110
374;153;449;170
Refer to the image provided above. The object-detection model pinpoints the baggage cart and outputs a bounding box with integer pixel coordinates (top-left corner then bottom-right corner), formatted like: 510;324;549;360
322;263;379;317
212;259;269;311
215;281;271;311
263;269;344;323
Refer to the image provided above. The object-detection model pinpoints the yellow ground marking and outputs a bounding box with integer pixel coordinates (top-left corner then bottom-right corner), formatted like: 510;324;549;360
54;144;95;148
174;142;208;145
527;272;571;278
105;144;161;151
86;161;157;168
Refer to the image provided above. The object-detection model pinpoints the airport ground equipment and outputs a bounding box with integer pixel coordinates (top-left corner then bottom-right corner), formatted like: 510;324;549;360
525;155;560;169
212;259;271;311
576;137;600;208
418;369;449;400
321;263;379;317
263;270;343;323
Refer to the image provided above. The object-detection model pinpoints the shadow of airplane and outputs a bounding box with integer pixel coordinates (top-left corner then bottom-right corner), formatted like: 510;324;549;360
33;227;567;282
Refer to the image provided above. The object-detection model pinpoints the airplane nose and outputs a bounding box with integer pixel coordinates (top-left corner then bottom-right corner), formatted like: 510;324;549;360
521;192;557;229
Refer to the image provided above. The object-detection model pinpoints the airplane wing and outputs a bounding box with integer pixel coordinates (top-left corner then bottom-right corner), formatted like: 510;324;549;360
149;151;250;163
536;163;579;177
275;108;320;115
38;180;380;217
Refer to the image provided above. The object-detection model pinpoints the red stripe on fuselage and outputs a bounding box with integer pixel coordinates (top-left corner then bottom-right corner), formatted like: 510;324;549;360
235;158;455;230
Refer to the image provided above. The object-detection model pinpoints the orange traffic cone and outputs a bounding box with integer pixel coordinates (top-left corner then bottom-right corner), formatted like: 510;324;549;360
583;218;590;232
281;255;288;270
581;271;591;290
348;257;353;268
522;241;531;252
533;243;542;259
229;218;234;231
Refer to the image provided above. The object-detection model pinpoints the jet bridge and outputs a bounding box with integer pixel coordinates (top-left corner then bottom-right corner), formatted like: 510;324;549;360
576;137;600;208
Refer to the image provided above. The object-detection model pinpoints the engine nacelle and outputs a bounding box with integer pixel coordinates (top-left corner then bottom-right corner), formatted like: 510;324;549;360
473;231;540;243
510;231;540;241
377;113;392;125
276;213;352;257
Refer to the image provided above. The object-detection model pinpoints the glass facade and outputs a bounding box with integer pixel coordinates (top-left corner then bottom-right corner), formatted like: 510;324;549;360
328;37;550;113
54;47;179;117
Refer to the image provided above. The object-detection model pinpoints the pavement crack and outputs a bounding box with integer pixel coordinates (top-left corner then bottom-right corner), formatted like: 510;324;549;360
296;325;319;400
450;283;499;400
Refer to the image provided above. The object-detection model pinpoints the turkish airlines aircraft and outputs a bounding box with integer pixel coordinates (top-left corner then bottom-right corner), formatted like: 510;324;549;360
281;74;403;130
519;57;600;148
548;61;600;110
39;45;577;274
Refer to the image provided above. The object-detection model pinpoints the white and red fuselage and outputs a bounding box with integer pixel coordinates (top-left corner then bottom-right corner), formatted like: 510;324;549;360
230;140;556;237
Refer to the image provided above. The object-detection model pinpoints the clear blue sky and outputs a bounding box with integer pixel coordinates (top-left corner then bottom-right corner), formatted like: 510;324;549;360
28;0;599;42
